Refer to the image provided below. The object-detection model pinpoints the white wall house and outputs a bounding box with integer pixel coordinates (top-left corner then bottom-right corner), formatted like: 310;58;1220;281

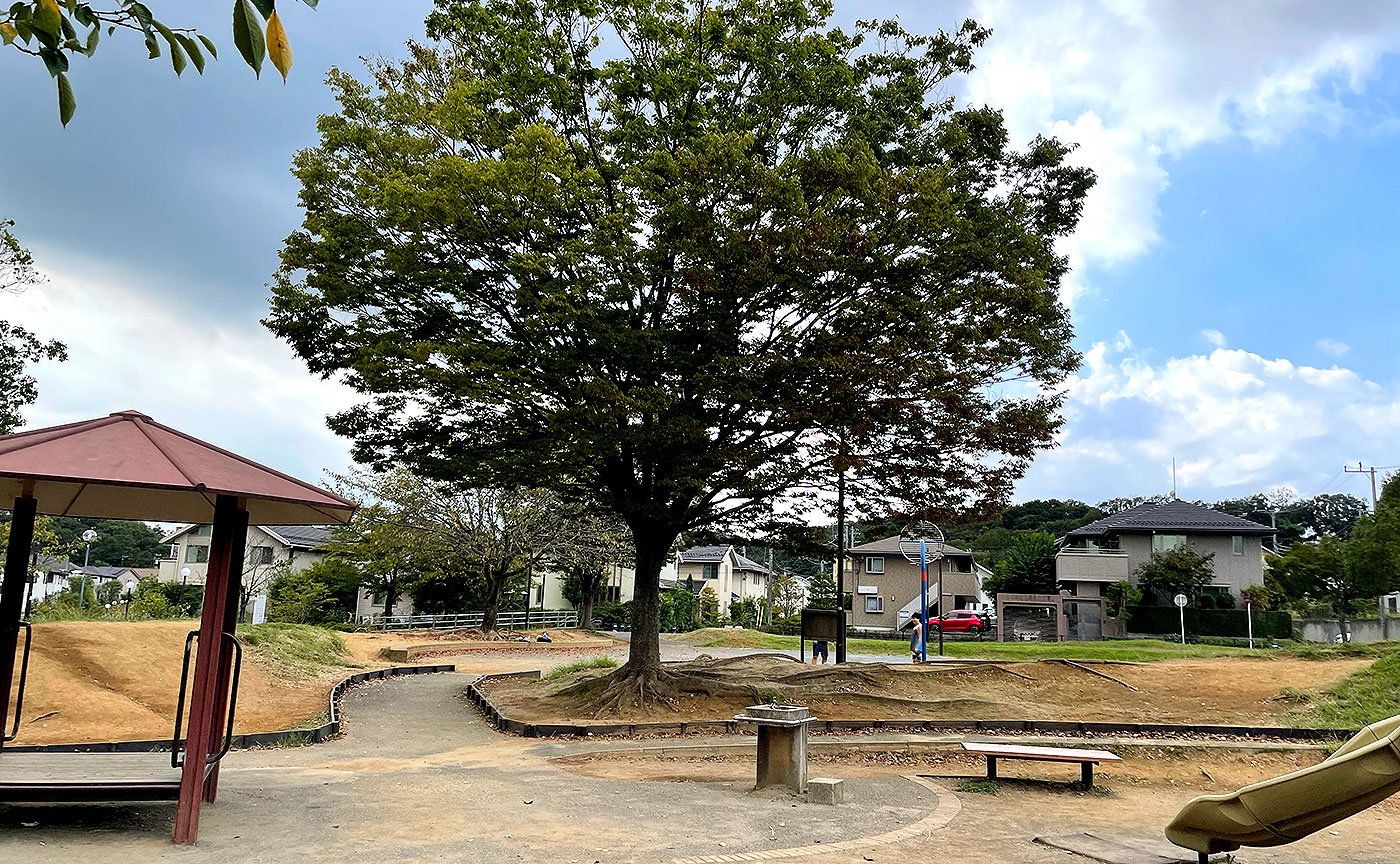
670;545;771;617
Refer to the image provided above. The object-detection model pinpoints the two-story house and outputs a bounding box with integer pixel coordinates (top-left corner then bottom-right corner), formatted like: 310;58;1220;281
842;536;990;632
672;545;771;616
1056;499;1275;601
159;523;415;620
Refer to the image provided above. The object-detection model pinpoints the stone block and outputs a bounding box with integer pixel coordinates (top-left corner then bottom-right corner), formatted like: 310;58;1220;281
808;777;845;805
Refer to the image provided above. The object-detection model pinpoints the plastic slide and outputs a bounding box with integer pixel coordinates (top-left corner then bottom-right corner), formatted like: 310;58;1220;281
1166;714;1400;859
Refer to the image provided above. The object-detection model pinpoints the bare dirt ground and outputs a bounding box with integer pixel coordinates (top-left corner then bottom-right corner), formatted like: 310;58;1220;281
12;621;357;746
483;653;1369;725
11;622;625;746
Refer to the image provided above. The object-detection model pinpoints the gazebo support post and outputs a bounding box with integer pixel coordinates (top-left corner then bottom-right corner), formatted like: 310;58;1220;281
0;492;36;751
203;505;248;804
174;494;243;845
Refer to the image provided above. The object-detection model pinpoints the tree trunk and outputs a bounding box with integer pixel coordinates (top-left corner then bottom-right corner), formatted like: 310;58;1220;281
482;567;505;632
627;532;677;674
383;574;397;618
580;578;596;630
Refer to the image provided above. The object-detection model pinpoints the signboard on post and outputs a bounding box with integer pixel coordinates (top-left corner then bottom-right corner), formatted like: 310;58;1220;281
800;608;840;662
1174;593;1188;645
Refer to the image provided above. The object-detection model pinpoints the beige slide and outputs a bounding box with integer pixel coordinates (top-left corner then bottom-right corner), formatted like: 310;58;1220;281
1166;715;1400;861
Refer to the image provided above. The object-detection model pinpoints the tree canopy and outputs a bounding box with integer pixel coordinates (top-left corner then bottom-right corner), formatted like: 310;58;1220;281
1134;544;1216;603
267;0;1093;700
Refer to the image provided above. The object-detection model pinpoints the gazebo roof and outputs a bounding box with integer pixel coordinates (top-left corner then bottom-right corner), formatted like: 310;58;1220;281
0;410;355;525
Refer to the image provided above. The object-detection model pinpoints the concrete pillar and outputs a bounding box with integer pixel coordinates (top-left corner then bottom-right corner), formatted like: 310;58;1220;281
737;705;814;793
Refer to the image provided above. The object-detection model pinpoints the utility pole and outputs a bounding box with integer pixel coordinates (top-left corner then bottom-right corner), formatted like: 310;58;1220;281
766;547;774;626
1345;462;1380;511
835;461;847;664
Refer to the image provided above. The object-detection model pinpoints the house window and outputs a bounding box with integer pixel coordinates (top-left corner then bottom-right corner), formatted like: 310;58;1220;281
248;546;274;566
702;563;718;580
1152;534;1187;552
866;557;884;574
191;525;212;537
1232;536;1244;555
371;592;384;606
865;595;884;613
185;544;210;564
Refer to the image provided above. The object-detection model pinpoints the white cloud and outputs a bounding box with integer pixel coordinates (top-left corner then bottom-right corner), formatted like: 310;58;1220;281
1316;338;1351;357
1201;329;1228;349
1020;340;1397;503
5;247;358;487
960;0;1400;302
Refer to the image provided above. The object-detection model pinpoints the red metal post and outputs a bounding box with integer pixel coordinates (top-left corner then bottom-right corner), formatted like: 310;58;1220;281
0;493;36;750
173;494;240;844
203;505;247;803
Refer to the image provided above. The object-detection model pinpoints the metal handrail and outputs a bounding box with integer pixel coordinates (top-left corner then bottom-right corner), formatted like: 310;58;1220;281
210;632;242;764
171;630;244;768
171;630;198;768
4;621;32;742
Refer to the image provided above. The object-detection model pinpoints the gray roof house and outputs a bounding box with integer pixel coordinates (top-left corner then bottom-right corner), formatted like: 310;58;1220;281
842;536;990;632
670;545;770;615
1057;499;1275;601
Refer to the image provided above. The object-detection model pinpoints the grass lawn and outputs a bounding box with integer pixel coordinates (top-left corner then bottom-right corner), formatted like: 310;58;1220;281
237;622;356;678
1293;650;1400;729
671;628;1391;664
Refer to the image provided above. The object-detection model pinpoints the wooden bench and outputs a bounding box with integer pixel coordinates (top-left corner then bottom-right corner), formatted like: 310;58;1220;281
962;741;1122;788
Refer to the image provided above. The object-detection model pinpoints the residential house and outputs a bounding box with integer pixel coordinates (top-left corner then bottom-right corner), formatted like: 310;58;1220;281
159;523;415;620
841;536;990;632
1056;499;1275;601
19;555;143;611
671;546;771;617
534;563;637;611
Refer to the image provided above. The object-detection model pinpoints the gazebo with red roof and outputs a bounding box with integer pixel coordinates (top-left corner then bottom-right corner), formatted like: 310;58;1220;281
0;411;354;844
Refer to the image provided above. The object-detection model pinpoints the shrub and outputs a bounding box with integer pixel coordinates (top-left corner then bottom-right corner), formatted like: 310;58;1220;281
547;657;619;678
1125;605;1292;639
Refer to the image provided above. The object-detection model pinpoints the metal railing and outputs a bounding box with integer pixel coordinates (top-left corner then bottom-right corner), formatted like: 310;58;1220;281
1056;547;1127;556
357;610;580;631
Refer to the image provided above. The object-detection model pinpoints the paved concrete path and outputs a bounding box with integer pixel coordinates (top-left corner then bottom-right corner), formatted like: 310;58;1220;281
0;673;937;863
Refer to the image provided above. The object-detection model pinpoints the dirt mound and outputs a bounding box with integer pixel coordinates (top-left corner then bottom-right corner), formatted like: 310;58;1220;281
10;620;367;746
482;654;1371;726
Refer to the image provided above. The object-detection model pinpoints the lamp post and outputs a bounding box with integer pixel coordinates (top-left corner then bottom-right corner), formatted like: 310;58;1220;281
180;566;191;585
78;528;98;611
124;579;136;619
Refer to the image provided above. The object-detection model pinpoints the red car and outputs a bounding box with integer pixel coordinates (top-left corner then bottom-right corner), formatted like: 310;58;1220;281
928;609;990;635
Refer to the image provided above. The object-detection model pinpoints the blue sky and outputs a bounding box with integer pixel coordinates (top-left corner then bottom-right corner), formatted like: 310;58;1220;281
2;0;1398;511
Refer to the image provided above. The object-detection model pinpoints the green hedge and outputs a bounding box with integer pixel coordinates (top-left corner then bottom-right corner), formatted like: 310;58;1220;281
1126;605;1293;639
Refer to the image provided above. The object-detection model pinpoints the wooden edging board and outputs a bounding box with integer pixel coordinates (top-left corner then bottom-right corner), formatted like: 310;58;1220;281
466;670;1356;742
6;664;457;754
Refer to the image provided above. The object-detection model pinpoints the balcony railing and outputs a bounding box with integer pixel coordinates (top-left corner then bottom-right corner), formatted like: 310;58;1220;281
1056;547;1127;556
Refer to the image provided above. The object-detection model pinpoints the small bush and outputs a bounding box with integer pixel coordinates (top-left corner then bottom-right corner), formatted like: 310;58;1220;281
958;779;999;795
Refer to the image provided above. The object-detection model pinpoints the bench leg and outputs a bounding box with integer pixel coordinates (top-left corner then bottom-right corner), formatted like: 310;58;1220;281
987;756;996;780
1081;762;1093;789
1198;854;1208;864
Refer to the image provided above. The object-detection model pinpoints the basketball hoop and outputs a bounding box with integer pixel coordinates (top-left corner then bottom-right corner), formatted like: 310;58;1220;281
898;522;945;564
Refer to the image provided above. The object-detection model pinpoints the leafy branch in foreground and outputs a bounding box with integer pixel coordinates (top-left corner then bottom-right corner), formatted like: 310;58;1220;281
2;0;315;125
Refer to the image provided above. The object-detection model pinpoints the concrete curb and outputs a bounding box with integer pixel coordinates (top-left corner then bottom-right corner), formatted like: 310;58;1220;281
6;663;456;753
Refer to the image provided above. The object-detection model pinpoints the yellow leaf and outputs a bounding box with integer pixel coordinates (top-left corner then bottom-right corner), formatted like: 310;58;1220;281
0;22;17;45
265;9;292;83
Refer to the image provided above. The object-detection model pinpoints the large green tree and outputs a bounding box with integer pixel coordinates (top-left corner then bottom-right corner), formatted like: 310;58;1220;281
0;220;66;434
982;530;1057;596
267;0;1091;705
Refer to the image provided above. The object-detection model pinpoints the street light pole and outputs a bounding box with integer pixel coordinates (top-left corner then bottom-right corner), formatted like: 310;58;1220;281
78;528;97;611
